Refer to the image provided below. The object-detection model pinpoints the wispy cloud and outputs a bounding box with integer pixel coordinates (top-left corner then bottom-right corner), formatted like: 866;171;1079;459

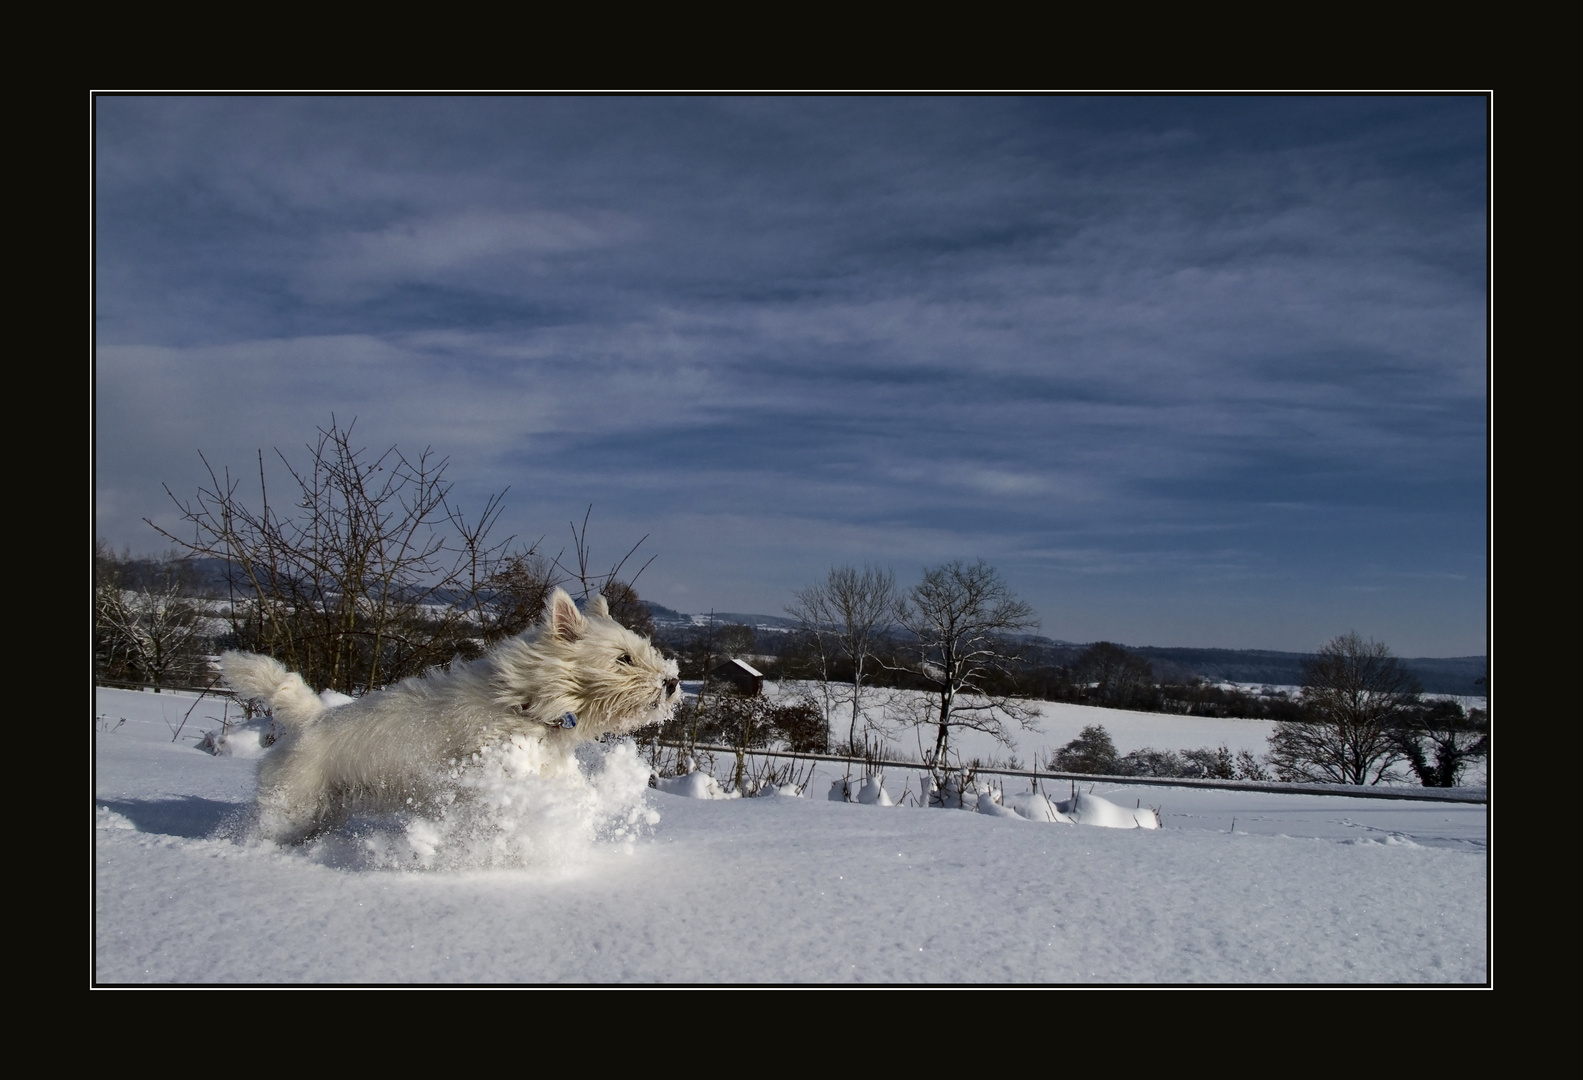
296;210;642;302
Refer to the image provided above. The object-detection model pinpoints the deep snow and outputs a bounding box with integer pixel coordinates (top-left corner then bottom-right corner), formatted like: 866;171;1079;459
94;687;1488;984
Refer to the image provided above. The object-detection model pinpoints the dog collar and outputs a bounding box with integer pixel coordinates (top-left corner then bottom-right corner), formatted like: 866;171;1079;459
520;697;576;729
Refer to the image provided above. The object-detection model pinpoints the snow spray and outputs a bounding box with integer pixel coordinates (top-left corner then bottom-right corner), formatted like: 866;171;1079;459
301;736;661;872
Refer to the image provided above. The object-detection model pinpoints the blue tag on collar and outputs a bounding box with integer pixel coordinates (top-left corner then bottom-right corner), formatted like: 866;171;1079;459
559;712;578;729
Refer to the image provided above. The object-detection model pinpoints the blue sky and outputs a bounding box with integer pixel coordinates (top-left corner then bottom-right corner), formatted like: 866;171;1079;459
94;96;1488;656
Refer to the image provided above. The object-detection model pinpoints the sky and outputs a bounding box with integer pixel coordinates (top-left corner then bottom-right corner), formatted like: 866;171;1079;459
93;96;1489;656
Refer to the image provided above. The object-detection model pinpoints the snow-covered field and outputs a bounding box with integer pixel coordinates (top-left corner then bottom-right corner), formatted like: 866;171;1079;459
763;681;1488;788
94;686;1488;984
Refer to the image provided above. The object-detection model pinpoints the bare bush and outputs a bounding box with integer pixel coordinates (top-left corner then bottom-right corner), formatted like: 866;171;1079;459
1234;749;1271;781
1119;747;1188;777
478;549;559;643
150;417;545;696
1181;745;1238;780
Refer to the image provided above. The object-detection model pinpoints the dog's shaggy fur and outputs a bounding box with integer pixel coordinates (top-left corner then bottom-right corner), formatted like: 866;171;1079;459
222;588;681;843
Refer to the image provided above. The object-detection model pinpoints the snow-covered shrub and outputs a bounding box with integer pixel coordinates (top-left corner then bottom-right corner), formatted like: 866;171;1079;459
924;764;992;809
857;774;893;806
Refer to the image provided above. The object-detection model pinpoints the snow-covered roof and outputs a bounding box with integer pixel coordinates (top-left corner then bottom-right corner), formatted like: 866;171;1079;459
728;657;762;678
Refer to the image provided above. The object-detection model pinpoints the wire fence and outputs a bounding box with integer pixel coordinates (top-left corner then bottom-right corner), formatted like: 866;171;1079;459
96;679;236;696
649;740;1488;804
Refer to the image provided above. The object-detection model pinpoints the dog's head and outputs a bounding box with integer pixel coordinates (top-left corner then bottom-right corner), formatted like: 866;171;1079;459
491;587;682;738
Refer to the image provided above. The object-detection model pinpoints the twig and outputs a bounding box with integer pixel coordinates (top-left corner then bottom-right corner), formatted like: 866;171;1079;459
171;674;226;743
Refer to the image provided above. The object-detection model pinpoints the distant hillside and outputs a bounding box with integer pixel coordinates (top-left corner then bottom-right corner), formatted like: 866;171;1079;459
644;604;800;633
1129;647;1486;696
153;571;1485;696
643;604;1487;696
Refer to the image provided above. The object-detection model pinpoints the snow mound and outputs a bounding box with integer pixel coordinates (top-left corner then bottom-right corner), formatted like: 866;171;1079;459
1000;792;1072;823
857;775;893;806
1058;791;1160;829
1341;833;1421;848
976;798;1019;818
654;771;732;799
303;736;660;872
319;689;356;708
96;805;136;830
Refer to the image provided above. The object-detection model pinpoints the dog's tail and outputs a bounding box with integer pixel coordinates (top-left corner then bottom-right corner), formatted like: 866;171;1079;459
221;651;328;729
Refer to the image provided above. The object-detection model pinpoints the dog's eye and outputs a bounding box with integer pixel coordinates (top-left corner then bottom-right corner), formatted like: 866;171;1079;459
617;653;632;665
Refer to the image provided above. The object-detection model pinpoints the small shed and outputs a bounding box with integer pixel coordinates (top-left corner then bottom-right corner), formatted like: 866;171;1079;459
708;657;764;697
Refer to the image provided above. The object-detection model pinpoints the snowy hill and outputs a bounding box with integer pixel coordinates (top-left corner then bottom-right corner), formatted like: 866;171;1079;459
95;686;1488;984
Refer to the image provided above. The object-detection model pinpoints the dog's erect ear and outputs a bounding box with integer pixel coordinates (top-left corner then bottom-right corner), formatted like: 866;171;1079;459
589;594;610;619
547;588;586;642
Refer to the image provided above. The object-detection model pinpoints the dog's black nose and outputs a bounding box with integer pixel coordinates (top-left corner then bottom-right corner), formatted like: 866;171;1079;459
664;678;679;697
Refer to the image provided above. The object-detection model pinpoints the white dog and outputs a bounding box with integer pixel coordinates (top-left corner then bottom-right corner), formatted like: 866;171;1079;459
222;588;681;843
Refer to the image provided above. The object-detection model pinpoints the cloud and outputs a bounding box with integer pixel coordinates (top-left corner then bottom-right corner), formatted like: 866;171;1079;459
296;210;642;302
94;96;1488;655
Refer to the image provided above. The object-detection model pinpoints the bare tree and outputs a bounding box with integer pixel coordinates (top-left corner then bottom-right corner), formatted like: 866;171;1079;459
783;598;842;751
1074;642;1155;708
895;560;1040;763
786;565;897;754
150;417;535;696
94;543;211;691
714;624;757;660
1267;631;1421;785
